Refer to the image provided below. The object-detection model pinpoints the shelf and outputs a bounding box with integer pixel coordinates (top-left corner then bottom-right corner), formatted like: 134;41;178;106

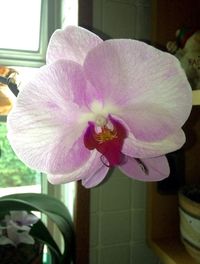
147;183;199;264
149;1;200;262
147;105;200;263
148;237;198;264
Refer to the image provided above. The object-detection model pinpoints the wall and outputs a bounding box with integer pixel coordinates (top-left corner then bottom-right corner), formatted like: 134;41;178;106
93;0;151;40
90;0;160;263
90;169;161;264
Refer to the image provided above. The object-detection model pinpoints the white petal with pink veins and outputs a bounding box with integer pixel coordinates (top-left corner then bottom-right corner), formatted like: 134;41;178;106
7;60;91;174
119;155;170;181
122;129;186;158
84;39;192;140
47;25;103;65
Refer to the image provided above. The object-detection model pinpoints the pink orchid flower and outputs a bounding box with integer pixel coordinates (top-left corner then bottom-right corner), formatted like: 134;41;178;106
7;26;192;188
0;211;38;246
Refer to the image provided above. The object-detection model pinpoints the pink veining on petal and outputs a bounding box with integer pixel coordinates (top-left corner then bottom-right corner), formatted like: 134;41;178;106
119;155;170;181
7;60;91;174
122;129;186;158
47;151;109;188
46;25;103;65
84;39;192;141
81;164;109;188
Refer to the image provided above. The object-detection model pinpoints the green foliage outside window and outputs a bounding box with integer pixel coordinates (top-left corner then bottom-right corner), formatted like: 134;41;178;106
0;122;39;187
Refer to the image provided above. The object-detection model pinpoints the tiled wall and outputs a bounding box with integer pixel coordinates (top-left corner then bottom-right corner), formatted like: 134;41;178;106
90;170;159;264
93;0;152;40
90;0;161;263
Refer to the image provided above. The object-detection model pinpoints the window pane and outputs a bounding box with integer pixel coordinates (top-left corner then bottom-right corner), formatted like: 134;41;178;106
0;0;42;51
0;66;38;116
0;122;41;196
0;66;41;196
0;67;41;196
0;66;18;115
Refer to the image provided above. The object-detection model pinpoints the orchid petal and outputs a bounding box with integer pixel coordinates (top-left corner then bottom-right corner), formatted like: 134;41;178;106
9;211;34;226
81;165;109;188
9;220;30;232
46;25;103;65
0;236;15;246
7;60;91;174
17;232;35;245
47;151;99;184
25;214;39;225
84;39;192;140
48;151;109;187
122;129;186;158
10;211;27;221
117;105;176;141
7;226;35;246
6;226;20;246
119;155;170;181
80;152;109;188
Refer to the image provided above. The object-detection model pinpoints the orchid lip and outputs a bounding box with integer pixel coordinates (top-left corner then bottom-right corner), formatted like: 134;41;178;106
100;153;127;168
84;116;127;167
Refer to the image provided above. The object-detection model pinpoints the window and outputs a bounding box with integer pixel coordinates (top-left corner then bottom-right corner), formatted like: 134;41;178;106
0;0;62;195
0;0;42;51
0;0;79;212
0;119;41;196
0;0;61;67
0;0;79;255
0;66;41;196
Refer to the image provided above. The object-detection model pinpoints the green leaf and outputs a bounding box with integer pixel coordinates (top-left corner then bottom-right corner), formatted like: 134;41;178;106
0;193;75;264
30;219;61;263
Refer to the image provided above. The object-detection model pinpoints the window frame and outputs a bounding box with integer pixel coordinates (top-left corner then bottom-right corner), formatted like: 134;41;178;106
0;1;92;262
0;115;42;192
0;115;7;123
0;0;61;68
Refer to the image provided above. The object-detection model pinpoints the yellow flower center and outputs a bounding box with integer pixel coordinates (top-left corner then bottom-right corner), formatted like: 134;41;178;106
95;126;118;143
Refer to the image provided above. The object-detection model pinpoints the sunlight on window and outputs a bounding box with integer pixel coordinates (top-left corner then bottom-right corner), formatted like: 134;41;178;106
0;0;79;218
0;0;41;51
0;122;41;197
14;67;38;88
62;0;78;28
0;66;38;116
0;66;41;197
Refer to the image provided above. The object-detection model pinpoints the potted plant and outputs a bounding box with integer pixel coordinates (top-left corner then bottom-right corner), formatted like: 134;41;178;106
0;210;42;264
179;185;200;263
0;193;75;264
